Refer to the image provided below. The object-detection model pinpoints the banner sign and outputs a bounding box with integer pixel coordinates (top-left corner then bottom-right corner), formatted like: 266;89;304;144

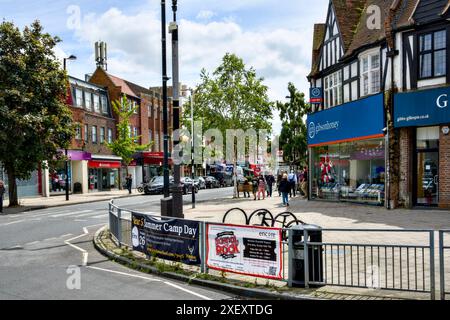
394;86;450;128
307;93;384;146
206;223;283;280
131;213;200;265
309;87;323;104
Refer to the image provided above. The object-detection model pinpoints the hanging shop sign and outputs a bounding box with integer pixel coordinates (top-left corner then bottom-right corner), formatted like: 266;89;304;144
309;87;323;104
306;93;385;147
206;223;283;280
394;86;450;128
131;213;201;265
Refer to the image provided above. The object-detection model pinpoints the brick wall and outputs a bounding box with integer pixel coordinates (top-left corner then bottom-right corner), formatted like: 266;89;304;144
439;125;450;209
398;127;413;208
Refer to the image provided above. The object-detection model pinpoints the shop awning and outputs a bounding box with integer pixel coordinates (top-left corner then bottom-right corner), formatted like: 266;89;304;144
88;160;121;169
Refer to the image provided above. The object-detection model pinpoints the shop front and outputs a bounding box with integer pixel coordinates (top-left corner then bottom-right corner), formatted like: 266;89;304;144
140;152;171;181
88;156;121;192
394;85;450;209
307;93;386;205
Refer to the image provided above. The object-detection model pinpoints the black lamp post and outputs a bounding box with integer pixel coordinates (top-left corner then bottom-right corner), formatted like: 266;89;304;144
161;1;170;198
63;55;77;201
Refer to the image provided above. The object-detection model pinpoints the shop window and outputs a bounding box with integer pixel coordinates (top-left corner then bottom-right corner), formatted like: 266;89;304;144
311;138;385;204
419;30;446;79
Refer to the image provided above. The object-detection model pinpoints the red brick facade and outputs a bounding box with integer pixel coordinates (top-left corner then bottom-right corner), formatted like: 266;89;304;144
439;125;450;209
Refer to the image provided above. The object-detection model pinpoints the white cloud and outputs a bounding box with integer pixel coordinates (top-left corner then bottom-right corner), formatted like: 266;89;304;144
196;10;216;21
73;6;314;134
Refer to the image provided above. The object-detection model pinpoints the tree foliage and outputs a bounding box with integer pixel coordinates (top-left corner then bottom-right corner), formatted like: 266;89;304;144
276;82;310;167
106;95;151;172
0;20;74;206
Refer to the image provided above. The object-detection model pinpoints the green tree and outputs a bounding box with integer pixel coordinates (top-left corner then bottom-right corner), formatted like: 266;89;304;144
107;95;151;178
276;83;311;168
184;53;273;196
0;20;74;206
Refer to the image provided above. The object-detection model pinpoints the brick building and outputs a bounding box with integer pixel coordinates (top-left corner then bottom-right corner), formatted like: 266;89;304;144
89;67;174;187
306;0;450;209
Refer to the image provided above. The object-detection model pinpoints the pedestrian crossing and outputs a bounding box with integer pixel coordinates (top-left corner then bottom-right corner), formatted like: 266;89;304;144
0;209;110;224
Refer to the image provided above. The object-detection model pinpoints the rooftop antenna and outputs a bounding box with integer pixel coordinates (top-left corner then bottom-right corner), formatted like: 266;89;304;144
95;41;108;70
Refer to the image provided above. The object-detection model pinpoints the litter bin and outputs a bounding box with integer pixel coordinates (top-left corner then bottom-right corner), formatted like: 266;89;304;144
73;182;82;194
289;224;324;288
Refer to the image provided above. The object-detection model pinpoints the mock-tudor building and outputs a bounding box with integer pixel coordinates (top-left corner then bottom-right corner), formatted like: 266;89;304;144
307;0;450;209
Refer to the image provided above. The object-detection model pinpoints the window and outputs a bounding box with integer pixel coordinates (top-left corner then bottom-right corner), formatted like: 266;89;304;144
128;125;132;138
360;52;380;96
155;133;159;152
133;101;138;114
85;92;92;110
101;95;108;114
419;30;446;79
75;124;82;140
92;126;97;143
149;129;152;142
93;94;100;113
75;88;83;107
324;70;342;108
84;124;89;142
107;128;113;144
100;127;105;144
133;127;139;143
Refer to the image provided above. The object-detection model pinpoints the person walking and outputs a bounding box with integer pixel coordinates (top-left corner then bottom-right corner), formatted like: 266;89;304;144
243;178;250;198
126;174;132;194
276;173;282;196
301;166;309;199
266;174;274;198
0;180;6;214
288;170;297;197
257;176;266;200
251;177;258;200
279;174;290;207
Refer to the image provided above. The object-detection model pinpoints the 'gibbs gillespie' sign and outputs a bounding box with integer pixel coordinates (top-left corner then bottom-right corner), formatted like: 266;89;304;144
394;86;450;128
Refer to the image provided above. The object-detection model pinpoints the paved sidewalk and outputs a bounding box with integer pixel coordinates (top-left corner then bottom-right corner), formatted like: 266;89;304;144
1;189;141;215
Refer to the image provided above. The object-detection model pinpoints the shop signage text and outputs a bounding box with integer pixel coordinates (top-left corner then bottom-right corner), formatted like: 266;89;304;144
307;93;384;146
394;86;450;128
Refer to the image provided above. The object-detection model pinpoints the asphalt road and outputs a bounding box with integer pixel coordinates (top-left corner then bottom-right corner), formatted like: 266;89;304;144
0;187;236;300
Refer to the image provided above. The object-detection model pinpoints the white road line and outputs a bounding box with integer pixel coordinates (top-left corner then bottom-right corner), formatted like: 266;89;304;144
74;219;87;222
0;220;25;227
91;214;108;219
43;237;57;241
51;210;93;218
74;211;104;218
86;266;162;282
83;227;88;234
65;230;89;267
85;223;107;229
25;241;40;246
163;281;212;300
60;233;73;238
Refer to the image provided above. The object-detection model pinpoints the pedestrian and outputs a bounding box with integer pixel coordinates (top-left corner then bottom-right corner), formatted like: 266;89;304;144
276;173;282;196
288;170;297;197
251;177;258;200
126;174;132;194
257;176;266;200
243;178;250;198
278;174;290;207
301;166;309;199
0;180;5;214
266;174;274;197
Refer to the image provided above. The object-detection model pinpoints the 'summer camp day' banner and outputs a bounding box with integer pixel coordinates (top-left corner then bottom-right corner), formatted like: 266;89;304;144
131;213;200;265
206;223;283;280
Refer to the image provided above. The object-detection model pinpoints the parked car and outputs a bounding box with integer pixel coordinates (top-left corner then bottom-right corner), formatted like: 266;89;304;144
144;176;174;195
194;176;206;189
180;177;198;194
211;172;234;187
204;176;220;188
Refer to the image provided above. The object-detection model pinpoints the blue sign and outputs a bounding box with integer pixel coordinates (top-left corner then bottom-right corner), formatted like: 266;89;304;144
394;86;450;128
310;87;323;104
307;93;385;146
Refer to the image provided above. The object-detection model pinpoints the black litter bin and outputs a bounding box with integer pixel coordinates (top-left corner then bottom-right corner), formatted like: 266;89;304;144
73;182;82;194
289;224;324;287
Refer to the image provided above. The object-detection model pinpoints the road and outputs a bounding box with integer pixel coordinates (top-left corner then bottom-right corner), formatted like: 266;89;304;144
0;187;235;300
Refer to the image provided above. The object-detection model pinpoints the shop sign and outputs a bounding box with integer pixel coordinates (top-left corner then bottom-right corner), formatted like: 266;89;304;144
88;160;121;168
309;87;323;104
206;223;283;280
394;86;450;128
132;213;200;265
307;93;385;146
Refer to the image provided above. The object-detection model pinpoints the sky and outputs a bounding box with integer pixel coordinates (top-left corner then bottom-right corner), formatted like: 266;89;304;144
0;0;329;134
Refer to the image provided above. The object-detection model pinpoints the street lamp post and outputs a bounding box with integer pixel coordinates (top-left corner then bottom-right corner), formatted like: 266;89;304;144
63;55;77;201
161;0;170;199
189;90;195;208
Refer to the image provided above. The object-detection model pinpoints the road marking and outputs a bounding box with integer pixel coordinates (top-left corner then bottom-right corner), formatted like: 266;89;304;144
86;266;162;282
0;220;25;227
25;241;40;246
91;214;108;219
60;233;73;238
51;210;93;218
65;232;88;266
74;219;87;222
74;211;105;218
162;281;212;300
43;237;57;241
83;227;88;234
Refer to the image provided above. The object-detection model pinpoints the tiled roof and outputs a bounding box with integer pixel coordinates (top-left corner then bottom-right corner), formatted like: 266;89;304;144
309;24;326;78
332;0;367;51
106;73;139;98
